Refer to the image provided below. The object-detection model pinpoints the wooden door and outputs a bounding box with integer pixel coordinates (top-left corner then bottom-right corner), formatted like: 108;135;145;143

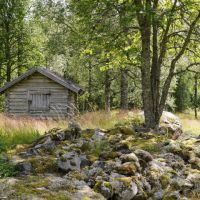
28;91;50;112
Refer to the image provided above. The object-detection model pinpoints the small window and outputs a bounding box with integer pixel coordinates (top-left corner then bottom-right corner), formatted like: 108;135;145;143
28;91;51;112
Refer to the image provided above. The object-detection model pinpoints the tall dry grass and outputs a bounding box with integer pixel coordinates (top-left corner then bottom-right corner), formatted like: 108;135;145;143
176;112;200;135
78;109;141;129
0;114;66;152
0;110;142;151
0;109;198;152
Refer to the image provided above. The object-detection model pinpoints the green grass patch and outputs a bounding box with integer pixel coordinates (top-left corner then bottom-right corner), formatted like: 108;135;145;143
0;127;40;153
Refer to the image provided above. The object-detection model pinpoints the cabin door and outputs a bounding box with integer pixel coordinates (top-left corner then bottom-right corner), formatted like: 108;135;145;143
28;91;50;112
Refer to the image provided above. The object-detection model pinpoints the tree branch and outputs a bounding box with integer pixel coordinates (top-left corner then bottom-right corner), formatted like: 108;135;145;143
173;62;200;75
158;0;177;68
159;11;200;114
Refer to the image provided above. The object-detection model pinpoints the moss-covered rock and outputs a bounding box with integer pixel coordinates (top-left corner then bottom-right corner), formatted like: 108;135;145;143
116;162;137;175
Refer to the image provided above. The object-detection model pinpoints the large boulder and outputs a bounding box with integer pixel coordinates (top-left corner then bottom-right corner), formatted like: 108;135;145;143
56;151;90;172
139;111;182;135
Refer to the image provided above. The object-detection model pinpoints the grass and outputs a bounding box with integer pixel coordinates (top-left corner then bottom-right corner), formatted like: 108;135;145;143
0;109;199;179
0;114;67;152
0;109;199;153
176;111;200;135
0;128;40;152
0;110;142;152
78;109;142;129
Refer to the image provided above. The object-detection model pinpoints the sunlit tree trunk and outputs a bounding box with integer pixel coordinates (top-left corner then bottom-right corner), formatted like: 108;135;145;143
105;71;111;112
120;68;128;110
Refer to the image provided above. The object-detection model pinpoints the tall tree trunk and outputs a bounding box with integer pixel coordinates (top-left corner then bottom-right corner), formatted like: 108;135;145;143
151;0;160;125
87;62;92;111
136;0;155;129
194;74;198;119
5;23;11;82
17;32;23;76
105;71;111;112
120;68;128;109
134;0;200;129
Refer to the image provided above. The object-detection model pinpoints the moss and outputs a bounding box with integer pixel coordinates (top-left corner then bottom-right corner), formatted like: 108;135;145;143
68;171;86;180
119;127;135;135
94;180;112;194
114;177;133;187
29;156;56;174
104;181;112;190
160;174;171;188
82;197;91;200
94;180;102;191
100;151;119;160
117;162;137;175
81;129;95;139
80;142;92;153
13;176;70;200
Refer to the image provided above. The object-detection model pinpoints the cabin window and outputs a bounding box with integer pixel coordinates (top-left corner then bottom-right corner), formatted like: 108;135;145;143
28;91;51;112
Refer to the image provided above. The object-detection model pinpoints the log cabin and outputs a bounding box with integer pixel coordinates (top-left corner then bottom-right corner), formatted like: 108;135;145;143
0;68;83;118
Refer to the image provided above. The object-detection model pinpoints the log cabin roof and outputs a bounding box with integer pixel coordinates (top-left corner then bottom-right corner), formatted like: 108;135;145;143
0;68;84;94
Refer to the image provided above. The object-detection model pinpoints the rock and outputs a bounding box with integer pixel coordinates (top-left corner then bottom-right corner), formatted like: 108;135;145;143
100;151;121;160
71;180;105;200
114;141;130;153
94;181;112;199
160;111;182;136
116;162;137;175
161;111;181;125
5;124;200;199
51;129;66;141
16;161;32;174
68;121;81;138
186;171;200;193
110;176;138;200
119;127;135;135
153;190;164;200
119;152;140;170
92;129;105;141
164;140;182;154
163;191;180;200
56;151;90;172
32;136;55;153
171;177;193;192
160;153;185;169
134;149;153;162
61;128;81;141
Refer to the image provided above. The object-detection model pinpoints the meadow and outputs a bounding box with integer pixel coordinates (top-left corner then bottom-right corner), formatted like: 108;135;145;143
0;110;199;152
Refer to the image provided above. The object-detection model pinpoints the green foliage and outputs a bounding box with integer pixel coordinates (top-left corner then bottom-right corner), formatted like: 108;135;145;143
0;0;199;127
90;140;110;157
174;74;192;112
0;128;40;153
0;155;18;178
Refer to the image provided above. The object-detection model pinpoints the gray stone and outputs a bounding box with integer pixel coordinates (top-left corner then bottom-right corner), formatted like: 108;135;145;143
134;149;153;162
120;153;139;163
56;151;89;172
163;191;180;200
92;129;105;141
154;190;163;200
17;161;32;174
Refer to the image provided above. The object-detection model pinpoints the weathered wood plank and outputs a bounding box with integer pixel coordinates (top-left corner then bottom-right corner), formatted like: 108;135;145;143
6;71;75;117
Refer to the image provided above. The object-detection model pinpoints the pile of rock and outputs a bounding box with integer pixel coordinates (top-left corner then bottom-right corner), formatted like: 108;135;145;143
1;116;200;200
